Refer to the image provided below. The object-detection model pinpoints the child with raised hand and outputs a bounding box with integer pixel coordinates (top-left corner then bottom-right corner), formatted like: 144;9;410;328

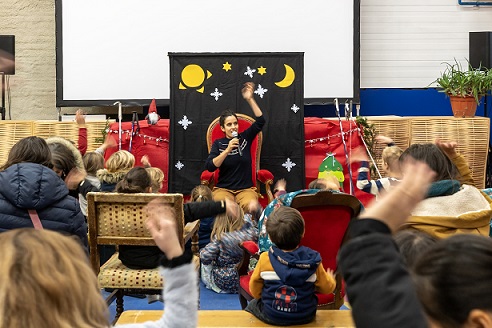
200;206;257;294
246;206;336;326
351;135;403;198
139;199;198;328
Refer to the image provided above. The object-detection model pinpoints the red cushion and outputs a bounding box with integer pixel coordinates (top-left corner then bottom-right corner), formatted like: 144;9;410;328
257;169;274;183
242;241;259;255
239;272;253;294
200;170;214;183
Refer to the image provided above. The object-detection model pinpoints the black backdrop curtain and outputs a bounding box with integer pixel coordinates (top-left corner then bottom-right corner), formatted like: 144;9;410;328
169;52;304;194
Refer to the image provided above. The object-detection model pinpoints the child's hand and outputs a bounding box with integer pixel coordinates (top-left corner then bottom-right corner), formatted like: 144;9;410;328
375;135;394;145
435;138;458;158
224;198;240;219
349;146;369;163
64;168;87;190
326;268;335;280
146;200;183;259
75;109;86;127
141;155;151;167
361;160;436;232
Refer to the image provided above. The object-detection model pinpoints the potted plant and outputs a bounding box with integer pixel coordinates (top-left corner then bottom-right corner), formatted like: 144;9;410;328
433;59;492;117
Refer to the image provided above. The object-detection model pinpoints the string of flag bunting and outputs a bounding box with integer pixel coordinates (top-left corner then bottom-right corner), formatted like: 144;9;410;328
304;127;360;146
107;126;361;147
107;129;169;144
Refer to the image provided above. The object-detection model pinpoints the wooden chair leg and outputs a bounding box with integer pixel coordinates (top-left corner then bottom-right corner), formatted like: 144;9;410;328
239;293;248;310
112;289;125;325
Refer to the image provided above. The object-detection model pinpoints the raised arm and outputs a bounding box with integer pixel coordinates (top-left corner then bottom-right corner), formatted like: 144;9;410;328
339;161;435;328
242;82;263;118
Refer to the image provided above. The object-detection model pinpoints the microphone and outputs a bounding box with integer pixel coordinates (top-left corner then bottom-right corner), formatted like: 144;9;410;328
232;131;242;156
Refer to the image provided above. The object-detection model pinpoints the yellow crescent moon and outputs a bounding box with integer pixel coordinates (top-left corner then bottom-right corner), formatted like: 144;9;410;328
275;64;295;88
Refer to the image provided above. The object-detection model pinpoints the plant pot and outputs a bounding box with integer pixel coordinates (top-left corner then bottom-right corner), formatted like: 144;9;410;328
449;96;477;118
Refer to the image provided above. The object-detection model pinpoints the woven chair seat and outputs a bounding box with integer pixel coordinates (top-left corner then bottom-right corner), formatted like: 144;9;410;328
98;253;163;289
98;253;201;290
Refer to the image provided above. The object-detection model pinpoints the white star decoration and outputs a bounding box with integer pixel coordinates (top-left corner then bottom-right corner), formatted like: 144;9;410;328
282;158;296;172
210;88;223;101
254;84;268;98
291;104;300;113
244;66;256;78
175;161;184;170
178;115;192;130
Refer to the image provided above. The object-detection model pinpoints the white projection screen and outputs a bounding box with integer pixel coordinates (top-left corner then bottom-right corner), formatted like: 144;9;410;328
55;0;360;106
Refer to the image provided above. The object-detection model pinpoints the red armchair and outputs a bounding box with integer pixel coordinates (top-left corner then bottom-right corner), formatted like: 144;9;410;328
237;190;362;309
200;113;274;204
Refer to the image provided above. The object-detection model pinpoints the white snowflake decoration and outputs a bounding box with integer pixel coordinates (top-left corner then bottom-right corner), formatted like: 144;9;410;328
178;115;192;130
175;161;184;170
291;104;300;113
210;88;223;101
254;84;268;99
244;66;256;78
282;158;296;172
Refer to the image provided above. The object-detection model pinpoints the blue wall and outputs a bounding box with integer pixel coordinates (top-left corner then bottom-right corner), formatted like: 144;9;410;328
304;88;490;119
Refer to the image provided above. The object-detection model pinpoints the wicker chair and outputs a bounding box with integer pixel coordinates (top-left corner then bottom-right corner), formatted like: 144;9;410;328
86;192;199;323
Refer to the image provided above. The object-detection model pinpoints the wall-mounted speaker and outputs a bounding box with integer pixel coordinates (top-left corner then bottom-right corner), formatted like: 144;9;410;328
0;35;15;75
469;31;492;70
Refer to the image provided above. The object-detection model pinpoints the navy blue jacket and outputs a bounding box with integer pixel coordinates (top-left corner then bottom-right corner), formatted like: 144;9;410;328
262;246;321;324
0;163;88;251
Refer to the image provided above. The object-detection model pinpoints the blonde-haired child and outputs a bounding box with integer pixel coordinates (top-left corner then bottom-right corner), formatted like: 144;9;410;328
352;135;403;198
96;150;135;191
200;207;257;294
146;167;165;193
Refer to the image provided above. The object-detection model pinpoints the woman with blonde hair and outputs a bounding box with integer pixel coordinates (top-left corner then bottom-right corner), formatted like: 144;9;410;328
200;207;257;293
97;150;135;191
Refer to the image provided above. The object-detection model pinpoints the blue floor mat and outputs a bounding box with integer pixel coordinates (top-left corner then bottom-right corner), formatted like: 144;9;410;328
103;281;241;321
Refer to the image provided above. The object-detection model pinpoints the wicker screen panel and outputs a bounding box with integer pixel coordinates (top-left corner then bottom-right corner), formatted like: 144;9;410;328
86;121;112;152
366;116;411;178
409;117;490;189
33;121;79;144
0;121;33;167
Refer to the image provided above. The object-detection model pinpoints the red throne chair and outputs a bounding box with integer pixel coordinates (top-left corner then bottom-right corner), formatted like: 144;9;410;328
237;190;362;309
200;114;274;204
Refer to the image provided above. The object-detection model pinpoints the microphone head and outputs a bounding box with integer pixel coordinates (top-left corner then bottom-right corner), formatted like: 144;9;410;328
231;131;238;138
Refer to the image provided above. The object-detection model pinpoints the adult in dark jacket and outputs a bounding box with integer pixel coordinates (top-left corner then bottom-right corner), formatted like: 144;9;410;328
204;82;265;211
0;137;88;251
339;161;492;328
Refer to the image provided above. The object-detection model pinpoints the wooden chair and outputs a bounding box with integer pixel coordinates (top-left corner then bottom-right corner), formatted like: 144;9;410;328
87;192;199;323
237;190;362;310
200;113;274;204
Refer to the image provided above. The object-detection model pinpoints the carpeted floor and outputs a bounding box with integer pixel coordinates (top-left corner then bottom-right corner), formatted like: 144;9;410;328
104;281;242;321
104;281;350;322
